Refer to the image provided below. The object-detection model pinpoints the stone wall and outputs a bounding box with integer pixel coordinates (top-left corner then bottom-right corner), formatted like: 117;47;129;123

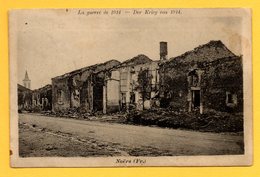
32;84;52;112
52;60;120;113
202;57;243;112
159;40;243;113
106;70;120;113
105;57;159;113
52;77;71;112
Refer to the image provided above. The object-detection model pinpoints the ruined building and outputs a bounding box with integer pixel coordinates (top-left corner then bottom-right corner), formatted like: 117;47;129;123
18;83;53;112
18;71;32;111
51;54;160;114
18;84;32;111
18;71;53;113
32;84;52;112
21;40;242;115
51;60;120;113
159;40;243;114
104;54;160;113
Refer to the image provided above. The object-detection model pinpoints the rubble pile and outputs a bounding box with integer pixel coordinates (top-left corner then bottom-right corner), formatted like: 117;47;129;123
42;108;93;120
42;108;127;123
126;108;243;133
40;108;243;133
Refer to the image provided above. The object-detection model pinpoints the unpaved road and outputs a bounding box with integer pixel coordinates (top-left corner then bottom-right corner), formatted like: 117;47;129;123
19;114;244;157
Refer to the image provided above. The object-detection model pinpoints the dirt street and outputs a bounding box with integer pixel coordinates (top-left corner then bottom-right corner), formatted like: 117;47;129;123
19;114;244;157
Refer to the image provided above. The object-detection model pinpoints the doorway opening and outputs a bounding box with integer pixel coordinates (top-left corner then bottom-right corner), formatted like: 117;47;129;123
193;90;200;108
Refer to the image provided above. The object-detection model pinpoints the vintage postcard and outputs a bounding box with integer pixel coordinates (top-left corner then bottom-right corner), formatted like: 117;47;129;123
9;8;252;167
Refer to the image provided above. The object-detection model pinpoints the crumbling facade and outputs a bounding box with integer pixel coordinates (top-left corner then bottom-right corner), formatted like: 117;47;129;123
20;40;242;115
159;40;243;114
32;84;52;112
51;60;120;113
18;83;53;113
18;84;32;111
104;55;160;113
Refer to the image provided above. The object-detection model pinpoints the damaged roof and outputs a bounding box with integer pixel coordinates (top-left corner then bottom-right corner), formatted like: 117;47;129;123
115;54;153;68
18;84;31;92
165;40;237;65
52;59;121;80
33;84;52;92
51;54;154;80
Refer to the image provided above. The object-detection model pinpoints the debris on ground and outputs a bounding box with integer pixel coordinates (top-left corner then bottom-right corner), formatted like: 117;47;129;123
125;108;243;133
35;107;243;133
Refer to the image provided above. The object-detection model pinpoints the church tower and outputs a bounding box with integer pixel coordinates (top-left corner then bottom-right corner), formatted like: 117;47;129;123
23;70;31;89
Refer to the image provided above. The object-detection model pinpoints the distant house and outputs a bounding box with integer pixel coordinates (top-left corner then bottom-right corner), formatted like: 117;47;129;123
159;40;243;114
32;84;52;112
18;84;32;112
18;71;32;112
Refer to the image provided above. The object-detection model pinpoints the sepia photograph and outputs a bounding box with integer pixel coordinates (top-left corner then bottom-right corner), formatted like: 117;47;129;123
9;8;252;167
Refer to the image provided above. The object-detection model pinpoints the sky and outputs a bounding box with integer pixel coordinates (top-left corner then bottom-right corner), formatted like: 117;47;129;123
13;9;246;89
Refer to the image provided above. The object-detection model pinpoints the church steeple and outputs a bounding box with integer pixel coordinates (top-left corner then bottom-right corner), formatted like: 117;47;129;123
23;70;31;89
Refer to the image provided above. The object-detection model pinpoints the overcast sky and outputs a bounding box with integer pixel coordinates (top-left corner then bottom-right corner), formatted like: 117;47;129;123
13;9;245;89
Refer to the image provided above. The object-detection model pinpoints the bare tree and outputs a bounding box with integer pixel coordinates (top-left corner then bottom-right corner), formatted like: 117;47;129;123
137;68;153;109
